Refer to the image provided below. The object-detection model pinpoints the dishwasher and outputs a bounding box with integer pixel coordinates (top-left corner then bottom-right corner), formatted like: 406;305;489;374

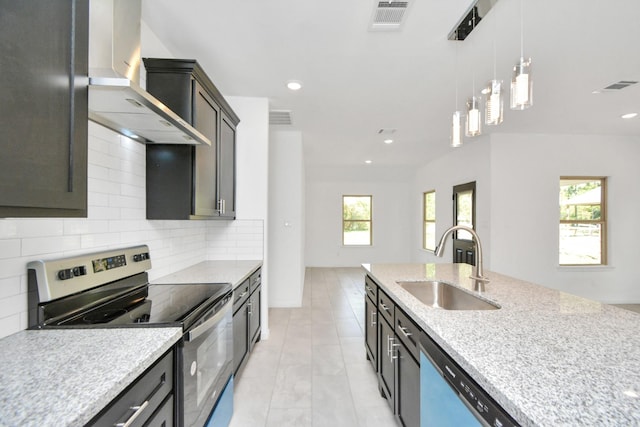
419;332;520;427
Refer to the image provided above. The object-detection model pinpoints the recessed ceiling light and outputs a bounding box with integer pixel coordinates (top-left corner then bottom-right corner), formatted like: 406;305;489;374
384;139;393;144
365;160;372;164
621;112;638;119
287;80;303;91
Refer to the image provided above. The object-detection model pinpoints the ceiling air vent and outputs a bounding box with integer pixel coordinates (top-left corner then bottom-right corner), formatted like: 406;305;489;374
603;80;638;91
369;1;411;32
269;110;293;126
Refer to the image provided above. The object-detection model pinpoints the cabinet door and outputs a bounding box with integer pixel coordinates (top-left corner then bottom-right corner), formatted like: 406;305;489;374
218;112;236;218
378;316;395;411
396;341;420;427
0;0;88;217
193;80;220;217
248;286;261;350
232;304;248;375
365;295;377;371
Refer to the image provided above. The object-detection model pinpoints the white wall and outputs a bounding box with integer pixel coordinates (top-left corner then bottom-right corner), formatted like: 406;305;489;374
268;130;306;306
411;132;640;304
489;133;640;303
411;137;492;266
305;165;413;267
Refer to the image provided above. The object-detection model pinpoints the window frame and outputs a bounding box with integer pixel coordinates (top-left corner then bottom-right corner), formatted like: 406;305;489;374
342;195;373;246
423;190;436;251
559;176;607;266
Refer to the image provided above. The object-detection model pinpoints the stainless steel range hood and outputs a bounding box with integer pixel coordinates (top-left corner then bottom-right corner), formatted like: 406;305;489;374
88;0;210;146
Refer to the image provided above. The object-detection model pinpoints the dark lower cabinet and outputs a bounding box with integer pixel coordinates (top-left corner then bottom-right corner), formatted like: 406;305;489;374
378;315;396;412
366;274;421;427
365;294;377;371
232;267;261;377
0;0;88;218
248;285;261;350
88;349;174;427
396;340;420;427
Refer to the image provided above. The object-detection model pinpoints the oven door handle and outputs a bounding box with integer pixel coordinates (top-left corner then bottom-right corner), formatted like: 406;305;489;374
185;299;231;342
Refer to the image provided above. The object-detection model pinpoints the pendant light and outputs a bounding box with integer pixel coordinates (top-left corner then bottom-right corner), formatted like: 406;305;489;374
466;96;482;137
451;37;463;148
485;18;504;125
510;0;533;109
465;12;481;138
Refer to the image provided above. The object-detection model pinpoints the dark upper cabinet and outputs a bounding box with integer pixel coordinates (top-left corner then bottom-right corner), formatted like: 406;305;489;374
143;58;239;220
0;0;89;218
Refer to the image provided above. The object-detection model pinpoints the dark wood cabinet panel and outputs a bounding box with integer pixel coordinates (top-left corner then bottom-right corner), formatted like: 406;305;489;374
365;289;377;371
143;58;238;220
232;267;261;378
0;0;88;217
378;315;395;412
396;341;420;427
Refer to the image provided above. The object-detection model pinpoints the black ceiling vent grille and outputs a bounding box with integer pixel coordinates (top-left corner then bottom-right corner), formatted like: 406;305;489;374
603;80;638;91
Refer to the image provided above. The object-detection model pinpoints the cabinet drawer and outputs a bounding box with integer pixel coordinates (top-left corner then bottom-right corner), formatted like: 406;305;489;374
233;279;251;313
250;268;261;294
364;276;377;303
144;394;174;427
395;307;420;362
378;289;395;326
90;349;174;427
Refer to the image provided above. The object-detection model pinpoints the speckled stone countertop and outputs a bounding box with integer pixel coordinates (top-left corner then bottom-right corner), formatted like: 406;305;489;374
151;260;262;290
363;263;640;427
0;327;182;427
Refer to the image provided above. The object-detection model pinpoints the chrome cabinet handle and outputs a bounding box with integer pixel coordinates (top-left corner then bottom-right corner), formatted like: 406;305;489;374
365;285;372;293
390;337;401;361
398;325;412;337
115;400;149;427
380;303;389;312
248;301;252;315
238;291;248;298
370;311;377;326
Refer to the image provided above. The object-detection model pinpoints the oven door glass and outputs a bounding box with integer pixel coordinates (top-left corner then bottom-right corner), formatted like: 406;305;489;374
180;299;233;427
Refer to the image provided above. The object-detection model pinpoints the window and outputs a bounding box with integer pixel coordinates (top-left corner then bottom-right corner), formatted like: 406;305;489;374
423;191;436;251
343;195;372;245
559;177;607;265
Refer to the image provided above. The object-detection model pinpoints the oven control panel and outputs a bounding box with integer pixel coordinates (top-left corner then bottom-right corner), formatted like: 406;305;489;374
27;245;152;302
92;254;127;273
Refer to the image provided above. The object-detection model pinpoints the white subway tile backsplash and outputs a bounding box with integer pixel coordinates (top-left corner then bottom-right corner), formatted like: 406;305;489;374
0;277;21;299
21;236;82;257
0;240;20;259
0;127;264;340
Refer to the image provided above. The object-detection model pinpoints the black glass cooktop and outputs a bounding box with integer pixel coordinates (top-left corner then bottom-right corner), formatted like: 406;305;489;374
53;282;231;330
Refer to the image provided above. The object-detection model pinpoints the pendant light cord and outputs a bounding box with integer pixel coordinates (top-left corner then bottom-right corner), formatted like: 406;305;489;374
520;0;524;58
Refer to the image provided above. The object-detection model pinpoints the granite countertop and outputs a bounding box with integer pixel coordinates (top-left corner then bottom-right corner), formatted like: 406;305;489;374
151;260;262;290
363;263;640;426
0;327;182;427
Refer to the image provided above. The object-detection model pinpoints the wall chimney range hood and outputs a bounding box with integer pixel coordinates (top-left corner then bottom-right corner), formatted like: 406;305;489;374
88;0;211;146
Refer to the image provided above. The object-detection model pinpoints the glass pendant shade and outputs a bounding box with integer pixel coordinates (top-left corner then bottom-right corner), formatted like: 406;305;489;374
451;111;463;147
465;96;482;137
510;57;533;110
485;80;504;125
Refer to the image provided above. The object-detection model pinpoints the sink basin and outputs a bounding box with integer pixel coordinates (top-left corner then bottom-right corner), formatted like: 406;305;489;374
396;280;499;311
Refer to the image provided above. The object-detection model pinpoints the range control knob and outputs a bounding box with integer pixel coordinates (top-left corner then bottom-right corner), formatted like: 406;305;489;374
72;266;87;277
133;252;150;262
57;269;73;280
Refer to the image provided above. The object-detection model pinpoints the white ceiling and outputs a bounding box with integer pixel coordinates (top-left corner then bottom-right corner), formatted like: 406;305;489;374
142;0;640;169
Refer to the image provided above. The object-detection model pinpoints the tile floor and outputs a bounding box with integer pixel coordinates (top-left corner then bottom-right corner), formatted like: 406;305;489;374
228;267;397;427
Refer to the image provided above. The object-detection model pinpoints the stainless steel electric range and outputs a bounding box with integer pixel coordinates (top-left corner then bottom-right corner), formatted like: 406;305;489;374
27;245;233;427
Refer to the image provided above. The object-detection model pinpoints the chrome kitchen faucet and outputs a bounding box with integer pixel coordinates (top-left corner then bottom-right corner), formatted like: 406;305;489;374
434;225;490;292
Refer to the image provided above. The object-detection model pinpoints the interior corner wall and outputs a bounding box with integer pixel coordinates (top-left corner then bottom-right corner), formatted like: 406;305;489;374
268;130;305;306
411;139;492;267
225;96;270;335
489;133;640;303
305;166;413;267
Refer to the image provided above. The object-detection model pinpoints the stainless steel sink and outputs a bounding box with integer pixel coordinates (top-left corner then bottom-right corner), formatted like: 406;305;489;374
396;280;499;310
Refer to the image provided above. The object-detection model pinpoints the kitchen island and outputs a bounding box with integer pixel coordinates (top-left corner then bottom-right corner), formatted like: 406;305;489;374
364;263;640;426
